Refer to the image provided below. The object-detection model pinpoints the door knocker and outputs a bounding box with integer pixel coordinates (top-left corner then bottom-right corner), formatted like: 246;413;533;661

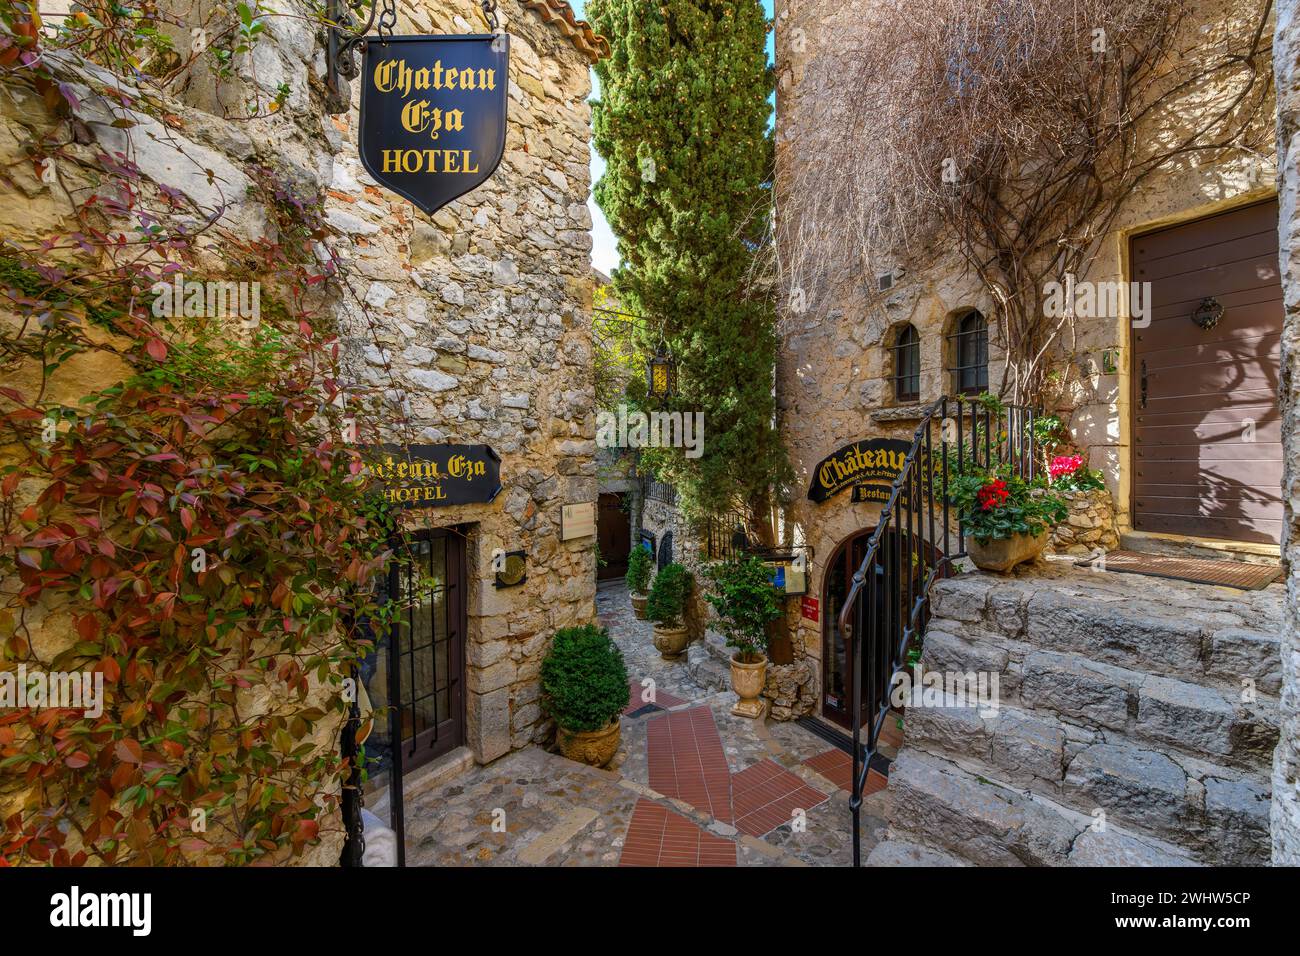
1191;297;1223;331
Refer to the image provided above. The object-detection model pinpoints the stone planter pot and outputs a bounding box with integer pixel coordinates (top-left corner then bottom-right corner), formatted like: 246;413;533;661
967;530;1049;573
555;719;621;768
652;622;689;660
730;653;768;719
630;591;648;620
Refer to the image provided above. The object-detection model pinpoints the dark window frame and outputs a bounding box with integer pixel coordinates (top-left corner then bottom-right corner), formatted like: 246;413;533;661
890;323;921;402
947;310;989;396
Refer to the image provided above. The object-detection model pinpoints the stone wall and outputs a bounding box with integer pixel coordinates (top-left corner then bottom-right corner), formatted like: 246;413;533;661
1047;489;1121;557
1271;0;1300;866
0;0;600;863
774;0;1275;534
771;0;1278;728
330;0;600;765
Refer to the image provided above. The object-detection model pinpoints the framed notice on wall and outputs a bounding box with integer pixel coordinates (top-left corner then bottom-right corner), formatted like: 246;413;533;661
561;502;596;541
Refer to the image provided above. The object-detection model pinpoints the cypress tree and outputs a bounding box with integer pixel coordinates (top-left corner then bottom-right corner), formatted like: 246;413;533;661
589;0;787;530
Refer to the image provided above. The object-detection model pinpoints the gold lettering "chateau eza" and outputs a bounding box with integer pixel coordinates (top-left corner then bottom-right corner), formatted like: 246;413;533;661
373;58;497;97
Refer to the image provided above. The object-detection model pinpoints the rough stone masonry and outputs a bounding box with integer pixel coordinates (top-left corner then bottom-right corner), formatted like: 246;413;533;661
0;0;604;864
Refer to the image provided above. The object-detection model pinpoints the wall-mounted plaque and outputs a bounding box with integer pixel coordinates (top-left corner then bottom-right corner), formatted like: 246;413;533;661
807;438;911;503
359;35;509;215
561;502;596;541
763;555;808;597
493;550;526;589
365;444;501;508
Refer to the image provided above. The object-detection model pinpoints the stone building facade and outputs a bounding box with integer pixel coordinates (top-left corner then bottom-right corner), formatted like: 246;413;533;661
0;0;605;864
771;0;1284;739
1272;0;1300;867
328;0;606;769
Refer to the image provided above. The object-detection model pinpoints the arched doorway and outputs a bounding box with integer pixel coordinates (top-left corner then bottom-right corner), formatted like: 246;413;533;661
821;527;943;729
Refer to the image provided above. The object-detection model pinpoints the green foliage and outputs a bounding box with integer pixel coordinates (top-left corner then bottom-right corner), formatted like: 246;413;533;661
588;0;789;519
593;284;646;411
624;543;652;594
947;462;1068;544
703;555;779;662
0;27;382;865
1031;414;1065;451
645;562;692;626
540;625;631;732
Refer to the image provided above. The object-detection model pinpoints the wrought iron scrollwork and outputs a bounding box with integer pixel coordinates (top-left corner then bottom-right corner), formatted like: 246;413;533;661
325;0;397;112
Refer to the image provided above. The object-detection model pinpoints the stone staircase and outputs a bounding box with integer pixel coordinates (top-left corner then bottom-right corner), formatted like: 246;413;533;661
867;564;1281;867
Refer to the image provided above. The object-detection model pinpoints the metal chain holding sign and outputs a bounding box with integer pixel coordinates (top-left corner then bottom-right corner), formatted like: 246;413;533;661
377;0;398;38
482;0;498;32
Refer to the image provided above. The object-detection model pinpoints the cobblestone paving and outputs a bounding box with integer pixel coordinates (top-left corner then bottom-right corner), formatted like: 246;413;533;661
397;582;883;866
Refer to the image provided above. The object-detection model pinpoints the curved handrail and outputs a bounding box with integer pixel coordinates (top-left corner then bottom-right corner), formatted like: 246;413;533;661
839;395;1037;866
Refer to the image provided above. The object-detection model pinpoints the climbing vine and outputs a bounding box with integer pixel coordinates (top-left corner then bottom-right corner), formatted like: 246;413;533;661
0;3;398;865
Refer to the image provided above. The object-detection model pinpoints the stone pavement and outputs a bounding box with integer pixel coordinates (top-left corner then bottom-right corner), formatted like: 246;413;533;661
399;581;887;866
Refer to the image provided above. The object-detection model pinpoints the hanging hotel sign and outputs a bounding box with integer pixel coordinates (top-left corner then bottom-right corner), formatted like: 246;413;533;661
807;438;911;503
365;444;502;508
359;34;509;215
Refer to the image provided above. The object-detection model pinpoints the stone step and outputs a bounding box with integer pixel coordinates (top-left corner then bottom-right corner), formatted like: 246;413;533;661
920;631;1278;771
684;629;731;692
865;838;969;867
900;706;1270;865
928;568;1282;692
886;749;1203;867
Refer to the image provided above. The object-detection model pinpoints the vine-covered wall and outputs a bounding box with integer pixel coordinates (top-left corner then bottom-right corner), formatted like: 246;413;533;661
0;0;600;865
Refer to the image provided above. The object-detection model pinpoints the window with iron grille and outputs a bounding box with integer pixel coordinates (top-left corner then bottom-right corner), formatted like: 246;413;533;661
892;323;921;401
949;309;988;395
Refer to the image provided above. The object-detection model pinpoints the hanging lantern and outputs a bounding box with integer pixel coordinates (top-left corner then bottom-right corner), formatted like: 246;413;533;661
646;342;677;399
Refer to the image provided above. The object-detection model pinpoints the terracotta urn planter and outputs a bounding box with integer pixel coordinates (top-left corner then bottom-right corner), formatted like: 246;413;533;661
730;653;768;719
555;719;621;768
652;622;689;660
630;591;648;620
967;530;1049;573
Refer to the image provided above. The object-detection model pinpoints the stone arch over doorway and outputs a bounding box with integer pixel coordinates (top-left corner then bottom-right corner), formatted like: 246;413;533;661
819;525;946;729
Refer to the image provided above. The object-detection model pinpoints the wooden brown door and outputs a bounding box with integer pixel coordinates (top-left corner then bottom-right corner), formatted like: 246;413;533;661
1130;199;1284;545
597;493;631;580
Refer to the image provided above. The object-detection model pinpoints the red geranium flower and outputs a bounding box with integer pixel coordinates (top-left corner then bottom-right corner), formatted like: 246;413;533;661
1049;454;1083;480
977;478;1009;511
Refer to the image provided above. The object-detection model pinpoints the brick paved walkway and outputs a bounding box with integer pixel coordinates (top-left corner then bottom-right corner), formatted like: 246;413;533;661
390;582;890;867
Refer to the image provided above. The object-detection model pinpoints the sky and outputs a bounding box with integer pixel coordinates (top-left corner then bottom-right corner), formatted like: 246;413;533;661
567;0;777;275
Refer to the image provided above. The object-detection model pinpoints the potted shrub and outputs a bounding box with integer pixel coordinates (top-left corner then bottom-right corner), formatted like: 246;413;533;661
705;555;782;718
625;544;652;619
949;462;1068;572
540;624;630;767
645;562;692;659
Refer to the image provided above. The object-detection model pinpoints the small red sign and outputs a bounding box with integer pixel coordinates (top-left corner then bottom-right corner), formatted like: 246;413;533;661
801;596;820;623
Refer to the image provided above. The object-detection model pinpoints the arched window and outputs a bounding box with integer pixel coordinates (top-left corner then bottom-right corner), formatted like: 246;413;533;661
892;323;921;401
951;310;988;395
657;531;674;571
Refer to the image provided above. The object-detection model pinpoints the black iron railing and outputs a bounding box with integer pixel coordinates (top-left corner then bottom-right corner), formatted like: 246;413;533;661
645;479;677;505
839;396;1036;866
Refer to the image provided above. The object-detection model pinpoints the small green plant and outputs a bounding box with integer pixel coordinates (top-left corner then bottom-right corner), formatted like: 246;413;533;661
948;461;1068;544
704;555;780;663
540;625;631;732
645;562;692;626
625;544;652;594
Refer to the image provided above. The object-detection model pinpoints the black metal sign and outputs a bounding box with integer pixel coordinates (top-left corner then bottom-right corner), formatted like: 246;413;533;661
365;444;502;508
359;35;509;215
807;438;912;503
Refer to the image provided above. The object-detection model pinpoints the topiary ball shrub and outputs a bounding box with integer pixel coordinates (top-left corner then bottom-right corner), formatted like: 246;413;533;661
645;562;692;626
625;543;652;594
540;625;631;732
